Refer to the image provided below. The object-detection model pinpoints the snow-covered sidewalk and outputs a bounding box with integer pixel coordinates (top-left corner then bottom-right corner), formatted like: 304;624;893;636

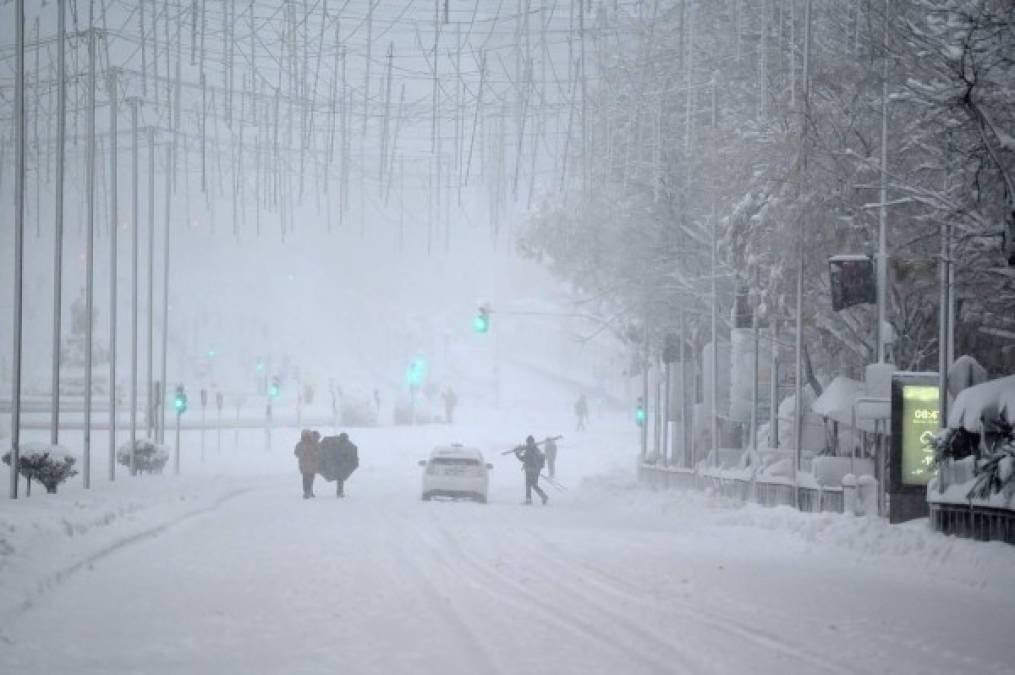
0;472;274;616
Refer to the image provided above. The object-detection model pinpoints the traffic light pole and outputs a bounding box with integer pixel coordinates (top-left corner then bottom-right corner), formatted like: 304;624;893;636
174;411;181;475
265;402;272;451
200;397;206;463
216;393;223;453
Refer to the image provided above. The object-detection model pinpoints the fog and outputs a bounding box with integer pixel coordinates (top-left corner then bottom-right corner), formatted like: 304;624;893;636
2;1;1015;673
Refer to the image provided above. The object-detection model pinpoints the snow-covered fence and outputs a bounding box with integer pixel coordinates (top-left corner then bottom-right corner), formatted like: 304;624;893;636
930;504;1015;545
638;462;847;515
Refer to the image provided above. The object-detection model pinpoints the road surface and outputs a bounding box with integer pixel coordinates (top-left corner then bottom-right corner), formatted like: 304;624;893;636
2;415;1013;674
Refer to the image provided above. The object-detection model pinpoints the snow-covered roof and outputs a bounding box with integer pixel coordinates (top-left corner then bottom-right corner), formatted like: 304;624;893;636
431;444;482;459
828;254;872;262
947;374;1015;433
810;376;888;432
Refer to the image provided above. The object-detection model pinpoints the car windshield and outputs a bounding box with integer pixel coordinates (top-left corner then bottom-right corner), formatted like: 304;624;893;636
430;457;480;466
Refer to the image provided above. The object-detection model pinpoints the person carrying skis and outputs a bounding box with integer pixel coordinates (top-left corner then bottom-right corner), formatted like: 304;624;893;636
294;429;320;499
544;436;559;478
514;435;548;505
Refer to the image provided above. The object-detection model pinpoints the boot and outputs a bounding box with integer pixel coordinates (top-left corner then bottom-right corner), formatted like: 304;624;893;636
541;493;549;505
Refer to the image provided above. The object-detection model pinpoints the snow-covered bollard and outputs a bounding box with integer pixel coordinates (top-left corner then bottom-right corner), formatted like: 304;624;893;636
857;475;878;516
842;474;859;515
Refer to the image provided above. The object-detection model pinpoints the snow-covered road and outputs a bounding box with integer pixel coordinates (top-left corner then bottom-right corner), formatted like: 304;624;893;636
2;411;1014;674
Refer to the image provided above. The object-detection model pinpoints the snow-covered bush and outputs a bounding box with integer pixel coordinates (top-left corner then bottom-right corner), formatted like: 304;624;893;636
2;443;79;495
116;439;170;475
934;375;1015;502
932;427;980;467
967;442;1015;502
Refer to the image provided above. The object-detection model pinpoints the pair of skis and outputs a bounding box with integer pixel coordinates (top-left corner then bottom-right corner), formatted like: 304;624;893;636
499;434;564;455
540;473;567;492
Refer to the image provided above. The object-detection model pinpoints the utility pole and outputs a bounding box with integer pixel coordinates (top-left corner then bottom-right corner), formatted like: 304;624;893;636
129;97;141;475
84;26;97;489
51;0;67;450
108;67;119;482
10;0;26;499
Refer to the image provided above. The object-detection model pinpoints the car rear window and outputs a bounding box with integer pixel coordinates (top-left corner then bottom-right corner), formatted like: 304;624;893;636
430;457;480;466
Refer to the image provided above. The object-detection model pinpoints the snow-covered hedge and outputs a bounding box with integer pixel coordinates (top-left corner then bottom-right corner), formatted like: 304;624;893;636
931;375;1015;507
116;439;170;475
2;443;79;495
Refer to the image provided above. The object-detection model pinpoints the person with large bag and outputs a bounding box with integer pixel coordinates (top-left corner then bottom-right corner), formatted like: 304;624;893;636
319;432;359;498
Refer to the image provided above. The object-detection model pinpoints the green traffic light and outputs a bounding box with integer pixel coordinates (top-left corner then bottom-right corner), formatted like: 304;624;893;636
635;407;646;425
406;357;427;388
473;314;489;333
174;388;188;415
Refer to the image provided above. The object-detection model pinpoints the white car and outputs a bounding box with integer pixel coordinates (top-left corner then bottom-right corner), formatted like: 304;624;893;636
418;444;493;503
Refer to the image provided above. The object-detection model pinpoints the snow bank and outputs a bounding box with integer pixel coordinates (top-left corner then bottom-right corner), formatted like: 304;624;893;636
577;472;1015;592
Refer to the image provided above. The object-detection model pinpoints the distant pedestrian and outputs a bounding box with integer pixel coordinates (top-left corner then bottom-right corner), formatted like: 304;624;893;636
442;387;459;424
514;435;548;505
544;436;559;478
575;394;589;431
294;429;320;499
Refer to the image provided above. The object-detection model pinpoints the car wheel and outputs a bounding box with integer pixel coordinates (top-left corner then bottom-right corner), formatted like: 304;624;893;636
422;492;432;501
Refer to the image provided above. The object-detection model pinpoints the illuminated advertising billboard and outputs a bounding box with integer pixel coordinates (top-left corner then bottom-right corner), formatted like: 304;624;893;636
899;384;939;486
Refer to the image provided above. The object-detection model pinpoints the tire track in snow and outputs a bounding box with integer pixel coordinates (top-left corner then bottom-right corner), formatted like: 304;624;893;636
528;530;1009;675
393;518;509;675
522;528;855;675
420;510;708;674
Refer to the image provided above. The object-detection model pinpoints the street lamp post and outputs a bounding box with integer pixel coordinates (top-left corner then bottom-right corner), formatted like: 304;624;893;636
108;67;119;482
10;0;26;499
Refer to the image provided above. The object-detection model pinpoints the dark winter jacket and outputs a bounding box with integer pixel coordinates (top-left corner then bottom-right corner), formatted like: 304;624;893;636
294;431;320;474
515;443;545;474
